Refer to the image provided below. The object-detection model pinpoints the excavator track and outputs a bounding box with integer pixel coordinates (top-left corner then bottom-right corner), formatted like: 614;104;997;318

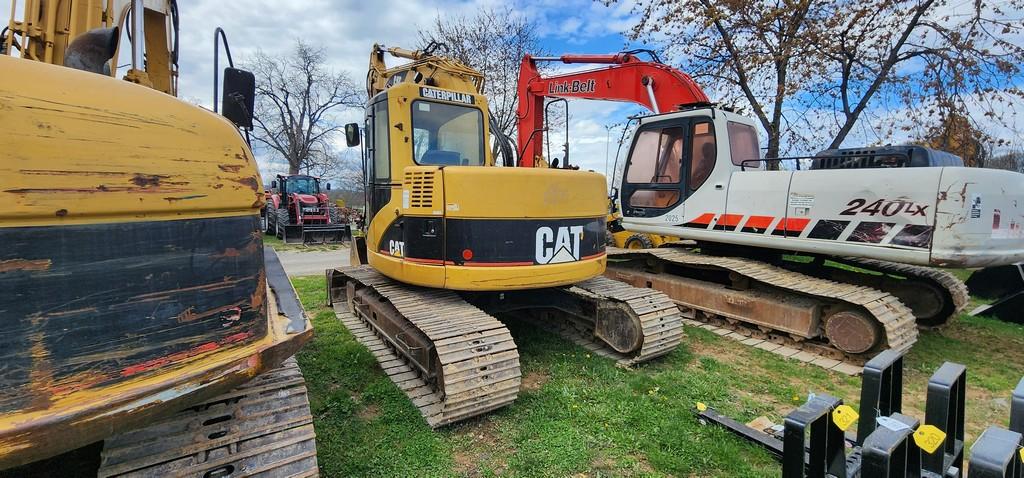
606;248;919;373
529;277;685;367
330;266;521;428
97;358;318;477
826;257;970;328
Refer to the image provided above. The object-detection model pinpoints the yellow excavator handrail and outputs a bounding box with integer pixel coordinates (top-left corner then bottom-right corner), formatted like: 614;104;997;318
366;42;485;98
4;0;178;95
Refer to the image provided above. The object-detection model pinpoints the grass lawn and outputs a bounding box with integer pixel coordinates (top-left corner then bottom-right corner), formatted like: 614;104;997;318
290;276;1024;477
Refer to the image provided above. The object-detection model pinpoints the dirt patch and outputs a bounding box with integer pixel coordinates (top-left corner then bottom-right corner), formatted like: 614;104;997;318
587;452;655;477
452;419;509;476
357;403;380;421
522;370;550;391
685;333;752;368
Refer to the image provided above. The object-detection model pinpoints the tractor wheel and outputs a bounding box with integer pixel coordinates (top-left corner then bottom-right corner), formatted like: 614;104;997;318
268;208;279;236
275;209;289;240
624;234;655;250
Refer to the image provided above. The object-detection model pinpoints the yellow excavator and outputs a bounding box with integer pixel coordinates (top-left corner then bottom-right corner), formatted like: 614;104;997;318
326;44;684;427
2;1;316;475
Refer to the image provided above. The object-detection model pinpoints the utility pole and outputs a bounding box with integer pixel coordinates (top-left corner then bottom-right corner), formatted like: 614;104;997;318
604;124;615;184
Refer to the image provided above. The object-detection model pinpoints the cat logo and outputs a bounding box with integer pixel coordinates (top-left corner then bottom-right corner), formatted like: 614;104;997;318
535;225;583;264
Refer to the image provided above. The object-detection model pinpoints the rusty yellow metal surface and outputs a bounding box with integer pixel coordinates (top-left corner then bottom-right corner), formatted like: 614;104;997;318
442;167;606;219
0;55;262;228
0;282;310;467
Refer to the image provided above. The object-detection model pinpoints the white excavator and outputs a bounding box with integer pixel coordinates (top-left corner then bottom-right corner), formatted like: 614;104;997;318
517;51;1024;363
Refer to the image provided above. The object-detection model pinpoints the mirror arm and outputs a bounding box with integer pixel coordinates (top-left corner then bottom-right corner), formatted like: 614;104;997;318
213;27;235;113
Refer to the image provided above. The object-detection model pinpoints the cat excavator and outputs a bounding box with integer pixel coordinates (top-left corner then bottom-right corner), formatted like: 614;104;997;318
517;51;1024;368
325;44;683;427
2;1;316;474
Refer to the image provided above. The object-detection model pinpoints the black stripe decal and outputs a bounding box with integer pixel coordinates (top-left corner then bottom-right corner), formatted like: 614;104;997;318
808;220;851;240
891;225;934;248
847;222;896;243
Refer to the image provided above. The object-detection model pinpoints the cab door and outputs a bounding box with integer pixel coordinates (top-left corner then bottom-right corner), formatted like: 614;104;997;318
620;122;686;220
365;96;391;223
621;117;718;223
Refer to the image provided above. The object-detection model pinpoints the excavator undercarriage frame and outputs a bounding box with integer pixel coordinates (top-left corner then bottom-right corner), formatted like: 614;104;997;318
327;266;684;427
606;247;920;370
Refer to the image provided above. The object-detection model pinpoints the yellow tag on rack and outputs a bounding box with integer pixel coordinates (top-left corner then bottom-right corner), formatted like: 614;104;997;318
831;405;859;431
696;402;708;412
913;425;947;454
1019;447;1023;463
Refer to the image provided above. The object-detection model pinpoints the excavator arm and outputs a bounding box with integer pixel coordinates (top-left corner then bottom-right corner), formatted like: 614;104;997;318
366;42;485;98
515;51;710;167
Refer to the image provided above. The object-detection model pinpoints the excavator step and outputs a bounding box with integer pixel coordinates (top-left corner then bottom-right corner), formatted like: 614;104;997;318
97;358;318;477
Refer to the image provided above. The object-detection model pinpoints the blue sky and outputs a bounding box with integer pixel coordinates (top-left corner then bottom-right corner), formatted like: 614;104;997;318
5;0;1019;182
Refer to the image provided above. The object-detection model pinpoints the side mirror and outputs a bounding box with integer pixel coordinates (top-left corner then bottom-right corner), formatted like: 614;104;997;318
271;180;277;189
345;123;361;147
325;182;332;191
221;68;256;128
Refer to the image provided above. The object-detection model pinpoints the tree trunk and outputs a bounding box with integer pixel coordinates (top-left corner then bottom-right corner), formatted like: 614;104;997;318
765;126;782;170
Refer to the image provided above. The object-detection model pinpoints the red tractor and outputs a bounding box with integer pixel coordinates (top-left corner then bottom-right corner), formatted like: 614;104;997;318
265;174;349;244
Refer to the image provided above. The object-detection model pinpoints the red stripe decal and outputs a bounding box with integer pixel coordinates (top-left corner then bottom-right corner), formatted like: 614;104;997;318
448;252;606;267
404;257;445;265
775;217;811;233
718;214;744;227
453;260;536;267
744;215;775;229
120;331;255;378
689;213;715;225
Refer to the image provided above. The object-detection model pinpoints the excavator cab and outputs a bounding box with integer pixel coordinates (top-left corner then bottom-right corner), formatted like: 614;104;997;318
618;108;762;224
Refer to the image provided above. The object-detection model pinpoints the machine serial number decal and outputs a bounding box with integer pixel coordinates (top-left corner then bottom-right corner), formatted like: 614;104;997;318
840;199;929;217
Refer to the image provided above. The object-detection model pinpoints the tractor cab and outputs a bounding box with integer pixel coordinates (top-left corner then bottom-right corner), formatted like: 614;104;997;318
273;174;325;209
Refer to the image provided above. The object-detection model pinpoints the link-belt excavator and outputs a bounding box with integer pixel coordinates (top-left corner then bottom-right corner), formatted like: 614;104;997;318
2;1;316;474
326;44;684;427
517;51;1024;365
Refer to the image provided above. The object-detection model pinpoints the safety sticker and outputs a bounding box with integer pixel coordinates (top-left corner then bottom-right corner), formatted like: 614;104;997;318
789;193;815;209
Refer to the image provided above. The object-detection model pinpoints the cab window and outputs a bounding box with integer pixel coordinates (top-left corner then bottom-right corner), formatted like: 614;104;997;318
288;177;318;195
727;121;760;168
689;121;716;191
411;101;484;166
372;100;390;181
625;127;685;184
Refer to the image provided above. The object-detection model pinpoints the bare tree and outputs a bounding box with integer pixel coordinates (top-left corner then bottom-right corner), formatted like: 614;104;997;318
248;40;363;175
809;0;1024;150
986;147;1024;173
623;0;817;161
334;152;366;207
622;0;1024;157
418;7;546;142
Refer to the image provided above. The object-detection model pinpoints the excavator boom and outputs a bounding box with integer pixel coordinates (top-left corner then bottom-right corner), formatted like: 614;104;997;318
516;52;708;167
